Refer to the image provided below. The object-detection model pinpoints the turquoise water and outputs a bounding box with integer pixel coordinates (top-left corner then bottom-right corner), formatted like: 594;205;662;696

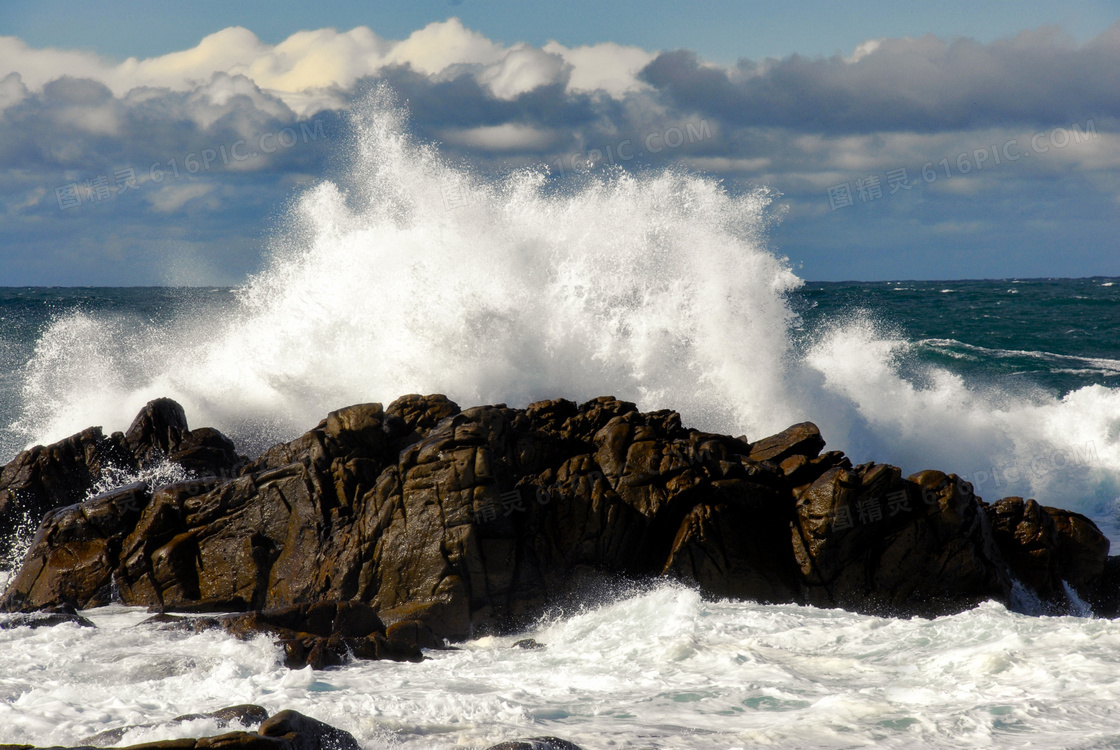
797;278;1120;396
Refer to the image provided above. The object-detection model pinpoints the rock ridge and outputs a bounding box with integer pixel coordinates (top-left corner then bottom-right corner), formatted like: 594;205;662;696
0;394;1113;653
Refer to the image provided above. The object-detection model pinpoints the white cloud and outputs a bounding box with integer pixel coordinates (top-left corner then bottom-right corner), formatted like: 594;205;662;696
386;17;503;75
0;19;661;118
0;72;27;111
542;41;656;96
478;44;569;100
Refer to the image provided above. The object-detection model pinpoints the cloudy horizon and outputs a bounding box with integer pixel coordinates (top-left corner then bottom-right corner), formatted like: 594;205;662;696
1;11;1117;285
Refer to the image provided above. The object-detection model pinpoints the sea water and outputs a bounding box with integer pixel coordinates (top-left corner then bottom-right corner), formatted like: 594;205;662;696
2;86;1119;747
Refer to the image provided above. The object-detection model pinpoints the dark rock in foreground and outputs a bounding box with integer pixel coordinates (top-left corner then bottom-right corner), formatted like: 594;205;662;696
0;395;1114;655
485;739;586;750
1;702;586;750
0;604;95;630
0;708;359;750
80;705;270;747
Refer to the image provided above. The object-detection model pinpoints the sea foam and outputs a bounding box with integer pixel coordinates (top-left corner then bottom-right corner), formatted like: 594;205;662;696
7;85;1120;536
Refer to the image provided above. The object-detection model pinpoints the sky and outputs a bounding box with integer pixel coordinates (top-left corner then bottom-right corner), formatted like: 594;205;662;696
0;1;1117;284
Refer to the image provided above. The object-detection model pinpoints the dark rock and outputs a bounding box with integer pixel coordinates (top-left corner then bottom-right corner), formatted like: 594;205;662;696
1;482;151;611
484;739;585;750
124;398;190;467
986;496;1109;609
789;466;1014;616
258;710;361;750
80;705;269;746
748;421;825;464
0;398;242;570
0;604;95;629
15;709;355;750
0;426;131;564
173;601;423;669
2;393;1114;643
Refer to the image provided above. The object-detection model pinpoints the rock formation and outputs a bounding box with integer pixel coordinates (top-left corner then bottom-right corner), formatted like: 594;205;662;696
0;394;1113;655
0;398;242;564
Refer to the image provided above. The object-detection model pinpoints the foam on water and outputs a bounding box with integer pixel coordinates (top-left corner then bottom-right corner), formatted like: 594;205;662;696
6;85;1120;535
3;586;1120;748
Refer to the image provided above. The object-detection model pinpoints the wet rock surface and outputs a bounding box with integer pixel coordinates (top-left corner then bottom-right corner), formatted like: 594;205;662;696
484;739;586;750
0;398;243;565
0;394;1113;656
0;708;359;750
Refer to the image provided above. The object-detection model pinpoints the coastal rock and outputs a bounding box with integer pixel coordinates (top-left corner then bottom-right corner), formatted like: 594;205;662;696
0;426;129;564
0;399;243;567
1;394;1114;645
80;705;270;747
484;739;585;750
259;711;362;750
143;601;425;669
0;604;95;630
986;496;1109;610
789;466;1019;616
0;709;357;750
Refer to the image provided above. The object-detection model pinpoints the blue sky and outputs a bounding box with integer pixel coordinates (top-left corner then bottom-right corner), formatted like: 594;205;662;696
0;1;1117;284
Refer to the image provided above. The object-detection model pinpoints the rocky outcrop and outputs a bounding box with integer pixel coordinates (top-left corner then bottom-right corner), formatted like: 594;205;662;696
0;708;360;750
0;399;243;565
0;395;1113;650
986;496;1110;611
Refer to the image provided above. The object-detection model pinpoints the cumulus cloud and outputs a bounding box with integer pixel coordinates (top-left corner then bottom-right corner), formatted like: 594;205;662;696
0;18;1116;284
640;23;1120;133
0;18;652;117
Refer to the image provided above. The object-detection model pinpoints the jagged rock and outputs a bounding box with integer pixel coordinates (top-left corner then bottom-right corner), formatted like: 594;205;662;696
124;398;191;466
789;466;1015;616
0;399;243;568
2;481;151;610
1;393;1114;643
0;426;131;563
986;496;1109;609
748;421;825;464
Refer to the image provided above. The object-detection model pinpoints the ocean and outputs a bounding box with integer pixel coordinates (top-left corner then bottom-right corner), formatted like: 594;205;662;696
1;90;1119;748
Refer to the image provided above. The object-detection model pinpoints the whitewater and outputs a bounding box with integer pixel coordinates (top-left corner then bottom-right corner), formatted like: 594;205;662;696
6;86;1120;533
3;584;1120;748
3;86;1120;748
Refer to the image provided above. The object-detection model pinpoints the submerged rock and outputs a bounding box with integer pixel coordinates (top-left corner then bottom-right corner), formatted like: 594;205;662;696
145;601;427;668
80;705;270;747
0;604;94;630
1;708;357;750
485;739;585;750
0;394;1113;653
